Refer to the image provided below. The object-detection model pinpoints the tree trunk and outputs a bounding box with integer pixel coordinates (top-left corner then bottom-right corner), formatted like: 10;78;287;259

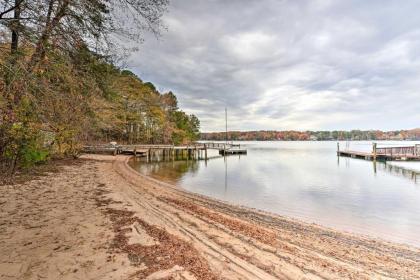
28;0;71;69
10;0;21;54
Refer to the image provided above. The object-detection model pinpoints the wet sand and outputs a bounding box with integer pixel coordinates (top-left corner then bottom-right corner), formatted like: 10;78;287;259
0;154;419;279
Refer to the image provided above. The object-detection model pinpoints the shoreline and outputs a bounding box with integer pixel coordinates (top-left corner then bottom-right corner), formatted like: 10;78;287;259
1;154;419;279
129;156;420;248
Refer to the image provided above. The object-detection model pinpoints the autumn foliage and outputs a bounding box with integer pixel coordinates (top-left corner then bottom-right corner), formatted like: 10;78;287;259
0;0;200;173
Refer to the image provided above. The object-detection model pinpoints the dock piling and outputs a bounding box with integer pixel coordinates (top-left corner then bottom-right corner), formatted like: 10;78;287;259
373;143;377;161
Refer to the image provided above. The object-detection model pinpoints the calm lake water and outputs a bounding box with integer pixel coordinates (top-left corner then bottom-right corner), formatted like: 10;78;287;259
130;141;420;247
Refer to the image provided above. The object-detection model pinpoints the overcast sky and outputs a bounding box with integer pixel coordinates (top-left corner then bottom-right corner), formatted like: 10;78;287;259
127;0;420;132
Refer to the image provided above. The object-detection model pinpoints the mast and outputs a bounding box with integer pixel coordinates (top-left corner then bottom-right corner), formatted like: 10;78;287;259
225;107;228;144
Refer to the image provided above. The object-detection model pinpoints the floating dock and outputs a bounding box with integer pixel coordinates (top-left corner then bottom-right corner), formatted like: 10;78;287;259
219;148;247;155
338;143;420;161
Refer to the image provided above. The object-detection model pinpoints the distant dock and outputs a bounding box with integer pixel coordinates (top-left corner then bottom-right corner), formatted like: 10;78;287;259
338;143;420;161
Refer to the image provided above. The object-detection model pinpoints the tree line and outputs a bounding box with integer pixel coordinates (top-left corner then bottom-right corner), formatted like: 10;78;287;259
0;0;200;173
202;129;420;141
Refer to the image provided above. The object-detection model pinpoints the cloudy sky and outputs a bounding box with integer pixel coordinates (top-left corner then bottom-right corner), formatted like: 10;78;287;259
127;0;420;132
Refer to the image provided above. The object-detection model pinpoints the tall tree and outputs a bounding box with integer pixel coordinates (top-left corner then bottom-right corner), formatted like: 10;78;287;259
0;0;169;65
10;0;21;53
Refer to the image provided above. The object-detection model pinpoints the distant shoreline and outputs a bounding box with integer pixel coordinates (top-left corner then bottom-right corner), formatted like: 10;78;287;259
201;128;420;142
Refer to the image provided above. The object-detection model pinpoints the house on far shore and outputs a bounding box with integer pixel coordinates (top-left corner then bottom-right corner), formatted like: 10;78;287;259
309;135;318;141
390;134;404;141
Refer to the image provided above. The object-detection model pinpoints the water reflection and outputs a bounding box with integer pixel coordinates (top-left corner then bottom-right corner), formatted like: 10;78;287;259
336;155;420;184
131;153;230;184
132;158;199;184
382;163;419;184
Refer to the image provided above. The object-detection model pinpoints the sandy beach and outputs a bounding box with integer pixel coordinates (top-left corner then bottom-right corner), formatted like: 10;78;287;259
1;154;419;279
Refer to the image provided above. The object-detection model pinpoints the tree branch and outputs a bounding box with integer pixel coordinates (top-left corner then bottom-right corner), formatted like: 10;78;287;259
0;0;25;19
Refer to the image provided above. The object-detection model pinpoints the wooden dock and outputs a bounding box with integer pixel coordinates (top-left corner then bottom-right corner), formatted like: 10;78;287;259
338;143;420;161
82;142;247;160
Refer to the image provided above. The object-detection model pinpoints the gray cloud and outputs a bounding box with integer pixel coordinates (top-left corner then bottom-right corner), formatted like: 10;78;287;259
127;0;420;131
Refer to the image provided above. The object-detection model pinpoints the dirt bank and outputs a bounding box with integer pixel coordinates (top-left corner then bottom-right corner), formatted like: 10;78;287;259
1;154;419;279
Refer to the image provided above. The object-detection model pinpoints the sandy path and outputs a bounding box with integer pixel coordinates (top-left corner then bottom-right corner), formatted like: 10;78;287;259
1;155;419;279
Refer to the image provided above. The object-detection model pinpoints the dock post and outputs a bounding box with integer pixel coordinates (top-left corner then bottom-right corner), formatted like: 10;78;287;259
337;142;340;156
134;148;137;158
204;144;208;160
373;143;377;161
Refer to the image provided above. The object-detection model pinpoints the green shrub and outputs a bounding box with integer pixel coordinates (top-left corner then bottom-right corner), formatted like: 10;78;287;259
21;142;49;168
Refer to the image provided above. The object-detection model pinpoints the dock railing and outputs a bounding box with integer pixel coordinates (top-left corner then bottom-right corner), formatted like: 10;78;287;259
204;142;240;150
376;145;418;156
